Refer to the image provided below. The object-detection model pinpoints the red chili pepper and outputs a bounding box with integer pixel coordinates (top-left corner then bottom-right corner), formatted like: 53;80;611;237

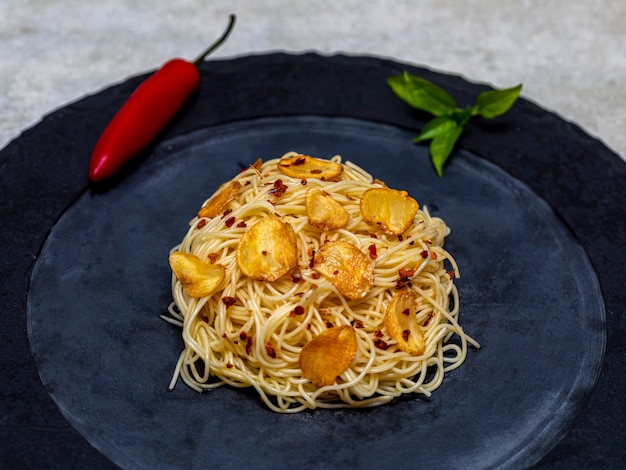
88;14;236;182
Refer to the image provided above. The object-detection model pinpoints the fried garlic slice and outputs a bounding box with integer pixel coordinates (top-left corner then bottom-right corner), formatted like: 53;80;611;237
299;325;357;388
169;251;225;298
197;180;242;218
278;155;344;180
360;188;419;235
313;240;374;299
384;291;425;355
236;217;298;281
306;187;349;231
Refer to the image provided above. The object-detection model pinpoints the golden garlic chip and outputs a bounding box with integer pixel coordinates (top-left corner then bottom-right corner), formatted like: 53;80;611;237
299;325;358;388
169;251;225;298
313;240;374;299
197;180;242;218
306;187;350;231
236;217;298;281
384;291;425;355
360;188;419;235
278;155;344;180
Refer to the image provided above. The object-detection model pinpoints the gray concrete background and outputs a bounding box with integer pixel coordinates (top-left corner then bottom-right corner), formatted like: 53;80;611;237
2;0;625;161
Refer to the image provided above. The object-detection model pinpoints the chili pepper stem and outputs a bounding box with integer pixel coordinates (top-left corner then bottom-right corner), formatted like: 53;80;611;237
192;14;237;67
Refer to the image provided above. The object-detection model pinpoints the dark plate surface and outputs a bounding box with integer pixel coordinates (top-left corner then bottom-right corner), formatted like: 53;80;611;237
27;116;604;469
2;53;625;469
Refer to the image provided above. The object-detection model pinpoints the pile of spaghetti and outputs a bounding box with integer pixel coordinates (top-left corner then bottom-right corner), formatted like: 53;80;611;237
163;152;479;412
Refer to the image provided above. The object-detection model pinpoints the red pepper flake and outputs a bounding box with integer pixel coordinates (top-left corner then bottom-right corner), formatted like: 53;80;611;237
370;233;378;239
226;363;234;368
395;279;406;290
301;179;307;185
265;343;277;358
197;219;207;229
401;308;410;316
430;252;438;260
269;179;288;197
225;216;236;227
448;269;455;279
374;330;384;338
409;240;415;245
420;250;429;259
311;273;320;280
294;157;306;166
291;272;302;283
309;249;316;269
237;221;247;228
207;252;219;264
294;305;305;316
311;169;322;174
245;337;253;355
399;268;414;281
325;321;334;328
423;312;435;327
402;329;410;341
351;320;364;328
221;208;233;219
368;244;377;260
239;331;248;341
374;338;389;350
398;235;403;241
261;250;268;256
222;296;237;308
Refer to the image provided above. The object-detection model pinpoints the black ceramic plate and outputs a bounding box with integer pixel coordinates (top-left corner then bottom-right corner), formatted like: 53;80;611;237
4;53;625;469
27;115;605;470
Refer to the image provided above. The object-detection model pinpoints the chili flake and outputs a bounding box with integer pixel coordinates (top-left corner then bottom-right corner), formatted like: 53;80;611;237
374;338;389;350
197;219;207;229
265;343;277;359
269;179;288;197
222;296;237;308
225;216;236;227
368;244;377;260
351;320;364;329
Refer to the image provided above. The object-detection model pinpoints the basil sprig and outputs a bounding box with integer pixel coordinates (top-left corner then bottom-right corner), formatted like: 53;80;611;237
387;71;522;176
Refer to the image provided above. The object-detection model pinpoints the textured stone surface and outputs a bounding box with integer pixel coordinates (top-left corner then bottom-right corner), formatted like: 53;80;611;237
1;0;625;160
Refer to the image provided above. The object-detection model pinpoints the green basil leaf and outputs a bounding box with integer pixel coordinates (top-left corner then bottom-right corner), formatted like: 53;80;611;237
475;83;522;119
430;124;464;177
413;116;458;142
387;71;457;116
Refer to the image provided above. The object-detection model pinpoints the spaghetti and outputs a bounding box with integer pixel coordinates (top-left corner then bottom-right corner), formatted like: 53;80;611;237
163;152;479;412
